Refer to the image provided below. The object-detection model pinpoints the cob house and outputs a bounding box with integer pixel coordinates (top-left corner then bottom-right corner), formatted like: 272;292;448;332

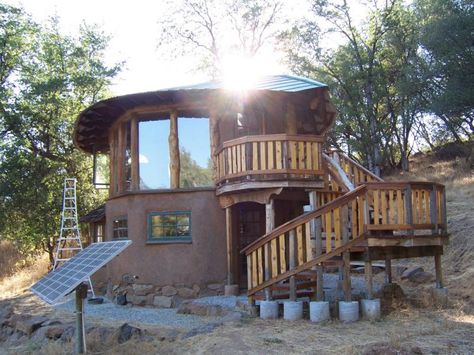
74;75;448;310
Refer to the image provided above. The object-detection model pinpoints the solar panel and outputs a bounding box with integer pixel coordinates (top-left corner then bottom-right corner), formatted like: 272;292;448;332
31;240;132;304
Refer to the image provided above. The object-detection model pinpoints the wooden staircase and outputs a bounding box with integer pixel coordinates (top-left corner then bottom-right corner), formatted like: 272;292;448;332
241;152;448;302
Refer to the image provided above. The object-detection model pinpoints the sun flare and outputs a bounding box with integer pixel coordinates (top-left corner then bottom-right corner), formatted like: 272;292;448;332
221;53;271;91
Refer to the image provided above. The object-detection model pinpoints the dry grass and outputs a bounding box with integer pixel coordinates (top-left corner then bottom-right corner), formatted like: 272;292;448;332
0;250;49;300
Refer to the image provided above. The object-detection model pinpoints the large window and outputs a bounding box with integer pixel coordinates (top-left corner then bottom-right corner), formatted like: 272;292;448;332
139;120;170;189
147;211;191;243
112;216;128;239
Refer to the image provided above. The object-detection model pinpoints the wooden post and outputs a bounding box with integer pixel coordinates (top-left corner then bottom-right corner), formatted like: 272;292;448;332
434;253;444;288
309;191;324;301
341;205;351;302
441;187;447;234
286;103;297;135
289;229;297;301
116;123;125;194
430;185;438;234
75;283;88;354
264;200;275;300
209;109;220;182
365;261;373;299
404;185;413;235
130;116;139;191
169;110;180;189
109;134;116;196
385;258;392;284
226;207;233;285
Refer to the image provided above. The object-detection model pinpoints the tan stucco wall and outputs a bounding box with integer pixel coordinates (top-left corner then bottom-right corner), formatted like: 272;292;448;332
99;189;227;288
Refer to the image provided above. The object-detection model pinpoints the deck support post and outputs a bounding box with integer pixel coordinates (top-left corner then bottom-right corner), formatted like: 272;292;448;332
365;261;373;299
385;258;392;284
434;253;444;289
289;229;297;301
264;200;275;301
225;207;234;285
309;191;324;301
341;206;351;302
169;110;180;189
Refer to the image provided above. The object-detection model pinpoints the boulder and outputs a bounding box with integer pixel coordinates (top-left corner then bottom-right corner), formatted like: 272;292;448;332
408;271;433;284
207;283;224;291
401;267;424;280
162;285;178;297
15;315;48;335
132;283;154;296
116;323;142;344
192;284;201;295
31;325;64;341
153;296;173;308
128;294;147;306
177;287;196;299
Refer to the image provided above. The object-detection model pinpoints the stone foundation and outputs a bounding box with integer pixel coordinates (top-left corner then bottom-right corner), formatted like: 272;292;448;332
97;281;226;308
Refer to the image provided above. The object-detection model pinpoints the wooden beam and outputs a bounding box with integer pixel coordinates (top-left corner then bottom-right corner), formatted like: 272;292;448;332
169;110;180;189
434;253;444;288
341;205;351;302
289;229;297;301
264;200;275;300
309;191;324;301
130;116;139;191
226;207;233;285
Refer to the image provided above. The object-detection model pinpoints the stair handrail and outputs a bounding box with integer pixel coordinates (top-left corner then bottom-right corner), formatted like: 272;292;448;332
241;185;367;256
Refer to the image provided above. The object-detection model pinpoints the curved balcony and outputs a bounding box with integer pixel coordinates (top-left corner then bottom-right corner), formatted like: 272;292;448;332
215;134;325;193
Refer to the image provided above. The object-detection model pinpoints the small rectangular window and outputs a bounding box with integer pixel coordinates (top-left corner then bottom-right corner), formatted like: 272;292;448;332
112;216;128;239
147;211;191;243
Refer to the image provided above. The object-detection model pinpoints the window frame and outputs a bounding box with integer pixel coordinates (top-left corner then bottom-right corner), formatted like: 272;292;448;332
112;215;128;240
147;211;192;244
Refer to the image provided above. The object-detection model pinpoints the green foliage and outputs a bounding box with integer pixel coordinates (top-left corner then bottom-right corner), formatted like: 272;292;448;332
179;148;213;187
0;5;121;263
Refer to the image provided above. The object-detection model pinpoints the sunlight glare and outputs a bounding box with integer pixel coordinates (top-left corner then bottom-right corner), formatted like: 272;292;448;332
221;54;264;91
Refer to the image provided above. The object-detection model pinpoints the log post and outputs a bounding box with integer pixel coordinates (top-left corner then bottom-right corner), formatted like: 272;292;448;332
434;253;444;288
226;207;233;285
169;110;180;189
341;205;351;302
385;258;392;284
365;261;373;299
309;191;324;301
209;108;220;182
289;229;297;301
130;116;139;191
286;103;297;135
264;200;275;300
116;123;125;194
404;185;413;235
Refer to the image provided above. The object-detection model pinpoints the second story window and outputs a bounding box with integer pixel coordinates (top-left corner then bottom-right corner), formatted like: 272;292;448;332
112;216;128;239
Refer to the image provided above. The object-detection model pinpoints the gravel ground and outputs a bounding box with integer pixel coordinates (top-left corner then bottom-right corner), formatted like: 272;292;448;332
54;297;224;330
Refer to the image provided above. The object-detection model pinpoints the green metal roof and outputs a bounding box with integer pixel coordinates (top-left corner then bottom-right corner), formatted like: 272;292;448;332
165;74;327;92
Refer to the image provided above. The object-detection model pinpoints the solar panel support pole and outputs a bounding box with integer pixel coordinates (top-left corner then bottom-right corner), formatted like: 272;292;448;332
75;283;88;354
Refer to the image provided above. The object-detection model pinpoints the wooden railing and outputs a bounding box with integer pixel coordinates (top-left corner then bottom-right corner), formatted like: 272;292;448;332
216;134;325;183
329;151;383;186
242;181;447;296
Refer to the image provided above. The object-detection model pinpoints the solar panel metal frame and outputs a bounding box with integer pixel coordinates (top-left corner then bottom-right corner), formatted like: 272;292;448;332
31;240;132;304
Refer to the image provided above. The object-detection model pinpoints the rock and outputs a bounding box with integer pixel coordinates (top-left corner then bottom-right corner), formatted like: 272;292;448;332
132;283;154;296
177;287;196;299
60;326;75;342
153;295;173;308
408;271;433;284
116;323;142;344
207;283;224;291
87;326;114;344
362;342;423;355
401;267;424;280
393;265;408;276
116;294;127;305
46;326;65;340
0;305;14;326
192;284;201;294
162;285;178;297
375;283;406;315
177;301;228;316
128;294;147;306
15;315;48;335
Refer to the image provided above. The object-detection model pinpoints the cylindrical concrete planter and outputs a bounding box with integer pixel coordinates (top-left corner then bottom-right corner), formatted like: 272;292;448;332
260;301;279;319
283;301;303;321
360;299;381;320
338;301;359;322
309;301;330;323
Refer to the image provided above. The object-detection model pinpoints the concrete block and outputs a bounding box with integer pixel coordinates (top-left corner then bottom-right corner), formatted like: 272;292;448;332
361;299;381;320
338;301;359;322
283;301;303;321
259;301;279;319
309;301;330;323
